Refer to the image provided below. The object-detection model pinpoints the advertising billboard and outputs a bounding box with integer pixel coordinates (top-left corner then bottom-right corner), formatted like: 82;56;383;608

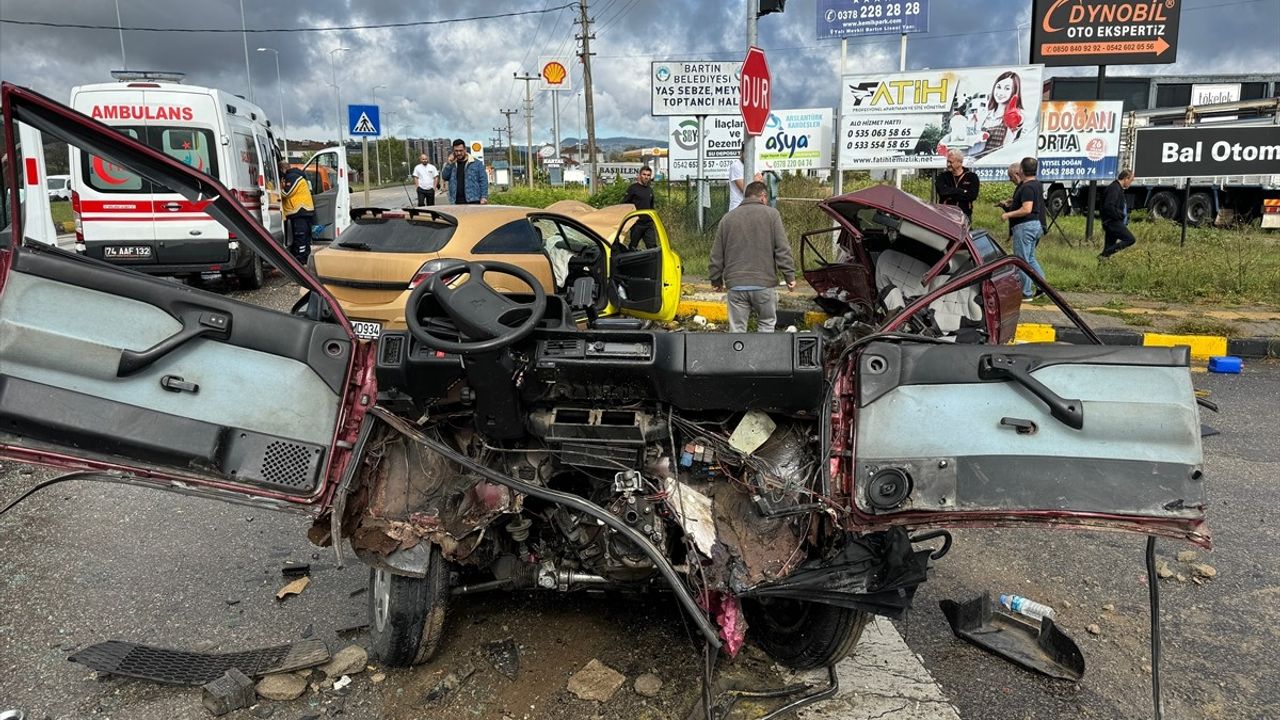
1037;100;1124;181
816;0;929;39
1030;0;1181;66
651;61;742;116
756;108;834;172
668;116;745;180
839;65;1044;179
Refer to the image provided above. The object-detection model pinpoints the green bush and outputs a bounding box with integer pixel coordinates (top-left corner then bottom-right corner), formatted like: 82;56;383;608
587;176;632;208
490;186;588;208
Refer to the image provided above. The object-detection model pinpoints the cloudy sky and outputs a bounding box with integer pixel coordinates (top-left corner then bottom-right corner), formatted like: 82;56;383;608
1;0;1277;145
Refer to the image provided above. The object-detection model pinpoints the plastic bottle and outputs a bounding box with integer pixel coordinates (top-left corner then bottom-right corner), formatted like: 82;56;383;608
999;594;1056;622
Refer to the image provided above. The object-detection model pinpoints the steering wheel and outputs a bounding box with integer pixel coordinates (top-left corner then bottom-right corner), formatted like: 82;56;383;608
405;259;547;355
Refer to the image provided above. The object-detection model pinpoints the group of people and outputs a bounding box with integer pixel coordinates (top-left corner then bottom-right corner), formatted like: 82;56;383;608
409;139;490;207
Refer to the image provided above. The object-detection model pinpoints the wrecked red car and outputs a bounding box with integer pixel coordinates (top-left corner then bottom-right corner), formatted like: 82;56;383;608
0;84;1208;675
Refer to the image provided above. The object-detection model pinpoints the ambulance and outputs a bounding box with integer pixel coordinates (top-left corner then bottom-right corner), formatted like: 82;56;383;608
68;71;349;287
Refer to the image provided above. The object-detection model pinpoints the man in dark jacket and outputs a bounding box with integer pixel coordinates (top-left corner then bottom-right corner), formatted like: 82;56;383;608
621;166;657;249
1099;169;1135;258
441;139;489;205
279;160;315;265
710;182;795;332
935;149;980;221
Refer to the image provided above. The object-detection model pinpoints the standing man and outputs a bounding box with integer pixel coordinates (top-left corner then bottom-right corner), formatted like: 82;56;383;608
621;165;657;249
279;160;315;266
410;153;439;206
1001;157;1046;300
709;181;796;332
935;149;980;221
1099;168;1136;258
441;139;489;205
725;143;762;213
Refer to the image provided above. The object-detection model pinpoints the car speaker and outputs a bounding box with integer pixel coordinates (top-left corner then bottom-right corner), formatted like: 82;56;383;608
867;467;913;510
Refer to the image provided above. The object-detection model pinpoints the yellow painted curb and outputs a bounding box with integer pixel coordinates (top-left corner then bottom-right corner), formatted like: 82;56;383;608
1143;333;1227;360
676;300;729;322
1014;323;1057;344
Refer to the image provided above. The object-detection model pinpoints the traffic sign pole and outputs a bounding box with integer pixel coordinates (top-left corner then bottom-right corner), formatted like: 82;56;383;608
363;137;369;207
744;0;759;190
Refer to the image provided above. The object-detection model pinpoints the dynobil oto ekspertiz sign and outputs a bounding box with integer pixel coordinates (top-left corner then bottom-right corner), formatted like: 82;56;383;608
840;65;1044;180
1133;125;1280;178
1031;0;1181;66
652;61;742;116
1037;100;1124;181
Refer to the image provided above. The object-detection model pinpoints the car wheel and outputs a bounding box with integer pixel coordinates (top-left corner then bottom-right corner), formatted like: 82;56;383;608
1047;188;1069;218
1185;192;1213;226
367;547;450;667
1148;191;1181;222
745;598;870;670
236;254;265;290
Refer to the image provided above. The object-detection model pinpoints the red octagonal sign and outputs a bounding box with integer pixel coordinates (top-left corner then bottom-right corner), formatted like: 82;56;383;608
739;46;771;136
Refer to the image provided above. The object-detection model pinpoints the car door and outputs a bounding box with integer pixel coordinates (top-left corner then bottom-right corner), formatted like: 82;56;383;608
609;210;681;322
305;146;350;243
845;272;1207;544
0;82;371;512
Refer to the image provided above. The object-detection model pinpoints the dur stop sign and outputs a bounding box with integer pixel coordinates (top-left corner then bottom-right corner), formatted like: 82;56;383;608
739;46;771;136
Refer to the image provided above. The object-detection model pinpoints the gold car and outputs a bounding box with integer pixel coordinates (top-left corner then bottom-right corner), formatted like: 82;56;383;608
312;201;682;339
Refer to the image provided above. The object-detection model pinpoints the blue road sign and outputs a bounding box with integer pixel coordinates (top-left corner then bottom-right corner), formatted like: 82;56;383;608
347;104;381;136
817;0;929;40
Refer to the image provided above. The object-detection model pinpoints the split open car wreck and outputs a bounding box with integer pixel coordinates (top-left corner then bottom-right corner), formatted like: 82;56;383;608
0;84;1209;679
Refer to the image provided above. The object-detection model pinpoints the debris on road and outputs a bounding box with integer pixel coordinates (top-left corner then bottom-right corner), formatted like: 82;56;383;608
940;594;1085;681
483;637;520;680
281;562;311;578
370;672;386;684
318;645;367;679
275;576;309;601
1087;624;1102;635
424;664;476;704
332;675;352;691
201;668;255;716
633;672;663;697
567;659;626;702
255;672;307;701
1191;563;1218;579
1177;550;1198;563
1155;559;1174;579
68;639;330;685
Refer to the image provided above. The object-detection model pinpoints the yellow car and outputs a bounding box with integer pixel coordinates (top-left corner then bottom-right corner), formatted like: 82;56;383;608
312;201;682;339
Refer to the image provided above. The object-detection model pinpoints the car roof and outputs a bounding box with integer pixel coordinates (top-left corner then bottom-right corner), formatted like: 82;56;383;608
821;184;969;243
351;203;630;246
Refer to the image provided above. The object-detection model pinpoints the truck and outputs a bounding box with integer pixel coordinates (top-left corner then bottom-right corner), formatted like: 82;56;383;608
1040;73;1280;227
1044;98;1280;227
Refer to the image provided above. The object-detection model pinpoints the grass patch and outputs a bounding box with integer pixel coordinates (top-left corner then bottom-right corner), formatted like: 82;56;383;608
1090;308;1154;327
1169;316;1241;337
51;200;72;226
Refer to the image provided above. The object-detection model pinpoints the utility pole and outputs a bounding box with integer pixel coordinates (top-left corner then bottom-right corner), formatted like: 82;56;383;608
576;1;598;190
743;0;759;186
514;73;538;188
501;108;519;184
239;0;253;103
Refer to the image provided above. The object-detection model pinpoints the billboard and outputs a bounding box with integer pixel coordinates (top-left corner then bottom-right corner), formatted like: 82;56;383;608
651;61;742;116
1030;0;1181;67
839;65;1044;179
816;0;929;39
756;108;834;172
1036;100;1123;181
668;115;744;180
1133;126;1280;178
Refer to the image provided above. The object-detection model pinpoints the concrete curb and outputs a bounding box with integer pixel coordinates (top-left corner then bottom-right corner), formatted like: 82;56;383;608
675;302;1276;360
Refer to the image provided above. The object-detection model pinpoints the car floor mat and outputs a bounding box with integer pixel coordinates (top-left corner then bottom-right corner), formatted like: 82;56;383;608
939;593;1084;681
68;639;331;686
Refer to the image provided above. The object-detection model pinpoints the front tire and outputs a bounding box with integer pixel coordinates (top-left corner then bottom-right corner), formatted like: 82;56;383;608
236;254;265;290
746;598;870;670
367;546;450;667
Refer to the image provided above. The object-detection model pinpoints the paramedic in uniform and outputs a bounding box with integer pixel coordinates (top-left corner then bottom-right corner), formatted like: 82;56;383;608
280;161;315;265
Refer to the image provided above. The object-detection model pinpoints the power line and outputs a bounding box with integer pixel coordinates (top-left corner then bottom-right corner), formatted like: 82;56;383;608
0;4;577;33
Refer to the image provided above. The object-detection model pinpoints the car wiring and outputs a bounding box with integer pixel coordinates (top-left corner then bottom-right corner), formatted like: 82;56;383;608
0;470;126;517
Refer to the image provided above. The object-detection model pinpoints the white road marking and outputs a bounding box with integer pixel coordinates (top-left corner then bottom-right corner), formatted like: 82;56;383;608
798;617;962;720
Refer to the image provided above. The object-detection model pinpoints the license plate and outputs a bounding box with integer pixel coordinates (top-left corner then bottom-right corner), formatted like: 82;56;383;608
351;320;382;340
104;245;152;259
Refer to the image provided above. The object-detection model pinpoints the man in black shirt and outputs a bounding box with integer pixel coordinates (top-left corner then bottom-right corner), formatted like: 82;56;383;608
1001;157;1047;299
1099;168;1136;258
621;166;657;249
934;149;980;221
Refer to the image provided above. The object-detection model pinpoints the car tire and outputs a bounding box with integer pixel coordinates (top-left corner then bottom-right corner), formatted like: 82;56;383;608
1185;192;1213;226
1046;188;1069;218
1148;191;1181;222
367;547;450;667
746;598;870;670
236;254;265;290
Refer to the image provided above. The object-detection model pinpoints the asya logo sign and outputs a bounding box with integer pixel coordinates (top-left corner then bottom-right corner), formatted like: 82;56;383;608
761;114;810;159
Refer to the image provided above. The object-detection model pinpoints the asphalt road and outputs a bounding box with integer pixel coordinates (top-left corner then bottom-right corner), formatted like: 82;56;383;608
0;272;1274;719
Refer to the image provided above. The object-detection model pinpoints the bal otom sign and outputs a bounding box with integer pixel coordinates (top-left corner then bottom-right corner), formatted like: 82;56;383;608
1030;0;1182;66
1133;125;1280;177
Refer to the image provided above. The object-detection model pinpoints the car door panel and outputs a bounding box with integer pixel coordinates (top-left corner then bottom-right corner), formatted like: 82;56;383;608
1;82;367;510
307;147;348;243
608;210;681;321
852;341;1207;542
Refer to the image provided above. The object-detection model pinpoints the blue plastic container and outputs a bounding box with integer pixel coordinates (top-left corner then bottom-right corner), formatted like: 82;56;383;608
1208;356;1242;374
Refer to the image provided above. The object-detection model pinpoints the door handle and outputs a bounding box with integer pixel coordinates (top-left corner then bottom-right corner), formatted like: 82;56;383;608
160;375;199;393
999;417;1038;435
117;310;231;377
979;354;1084;430
163;201;182;212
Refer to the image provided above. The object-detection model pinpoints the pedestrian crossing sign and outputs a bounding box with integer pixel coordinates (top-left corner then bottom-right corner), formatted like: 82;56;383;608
347;104;381;136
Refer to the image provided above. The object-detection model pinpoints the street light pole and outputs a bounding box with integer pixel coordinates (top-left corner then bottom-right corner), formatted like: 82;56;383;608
239;0;253;103
328;47;350;146
256;47;287;158
372;84;387;186
113;0;127;69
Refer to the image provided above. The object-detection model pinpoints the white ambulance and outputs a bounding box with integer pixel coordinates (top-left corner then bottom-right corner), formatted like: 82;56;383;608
68;72;349;287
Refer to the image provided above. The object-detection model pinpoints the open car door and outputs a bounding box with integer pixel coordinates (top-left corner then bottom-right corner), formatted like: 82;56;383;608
0;83;373;513
609;210;681;322
303;146;350;243
845;259;1209;545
